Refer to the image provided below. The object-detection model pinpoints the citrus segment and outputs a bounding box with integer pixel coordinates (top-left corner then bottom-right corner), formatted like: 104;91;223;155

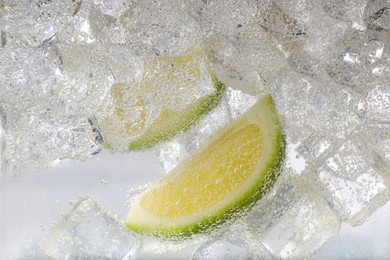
99;46;225;151
126;94;285;237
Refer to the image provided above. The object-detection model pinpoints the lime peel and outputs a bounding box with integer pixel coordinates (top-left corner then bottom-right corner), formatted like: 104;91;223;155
128;77;225;150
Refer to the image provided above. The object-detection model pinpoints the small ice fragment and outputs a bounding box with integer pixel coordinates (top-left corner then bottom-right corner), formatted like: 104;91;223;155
40;197;140;259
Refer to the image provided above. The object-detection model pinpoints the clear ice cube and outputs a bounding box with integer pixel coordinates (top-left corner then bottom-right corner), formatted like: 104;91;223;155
326;30;390;93
48;43;115;116
315;133;390;226
1;108;103;176
184;0;259;38
364;1;390;31
41;197;140;259
356;84;390;123
322;0;367;25
119;0;202;56
363;123;390;163
0;0;78;48
246;175;341;259
270;69;361;149
191;222;273;260
0;46;62;105
202;27;290;96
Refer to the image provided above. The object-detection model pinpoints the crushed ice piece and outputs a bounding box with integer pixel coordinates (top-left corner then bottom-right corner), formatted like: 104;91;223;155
322;0;367;25
1;111;103;176
246;176;341;259
315;133;390;226
119;0;202;56
362;123;390;163
285;141;307;175
40;197;140;259
225;88;257;119
191;222;273;260
270;69;362;144
356;85;390;123
0;0;78;48
202;27;289;96
365;2;390;31
184;0;259;38
137;235;208;259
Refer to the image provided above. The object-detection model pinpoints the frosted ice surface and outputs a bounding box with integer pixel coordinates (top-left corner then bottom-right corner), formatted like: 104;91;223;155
184;0;259;38
41;197;140;259
322;0;367;25
1;108;102;176
315;133;390;226
0;0;78;48
270;70;361;148
363;123;390;163
119;0;202;56
356;85;390;123
246;176;341;259
364;0;390;31
49;43;114;116
0;46;62;105
202;26;290;96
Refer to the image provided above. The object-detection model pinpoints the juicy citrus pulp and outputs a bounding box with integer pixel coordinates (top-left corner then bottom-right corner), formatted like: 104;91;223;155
126;94;285;237
98;46;225;151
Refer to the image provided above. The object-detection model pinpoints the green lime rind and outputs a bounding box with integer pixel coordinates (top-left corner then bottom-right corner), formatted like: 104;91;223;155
126;95;285;238
128;77;225;150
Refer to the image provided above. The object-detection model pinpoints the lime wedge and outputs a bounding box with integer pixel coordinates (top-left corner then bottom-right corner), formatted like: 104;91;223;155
126;94;285;237
99;46;225;151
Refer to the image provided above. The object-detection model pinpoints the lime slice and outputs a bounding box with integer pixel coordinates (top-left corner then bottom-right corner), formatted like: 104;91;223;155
99;46;225;151
126;94;285;237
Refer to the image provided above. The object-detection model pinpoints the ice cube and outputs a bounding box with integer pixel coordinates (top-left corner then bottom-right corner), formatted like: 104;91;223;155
362;123;390;163
119;0;202;56
41;197;140;259
322;0;367;25
0;0;78;48
49;43;115;116
356;84;390;123
0;46;62;105
246;175;341;259
364;1;390;31
136;235;208;259
191;222;273;260
0;112;4;175
315;133;390;226
270;69;361;145
202;27;290;96
93;0;137;18
1;107;103;176
254;1;308;38
326;30;390;93
184;0;260;38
